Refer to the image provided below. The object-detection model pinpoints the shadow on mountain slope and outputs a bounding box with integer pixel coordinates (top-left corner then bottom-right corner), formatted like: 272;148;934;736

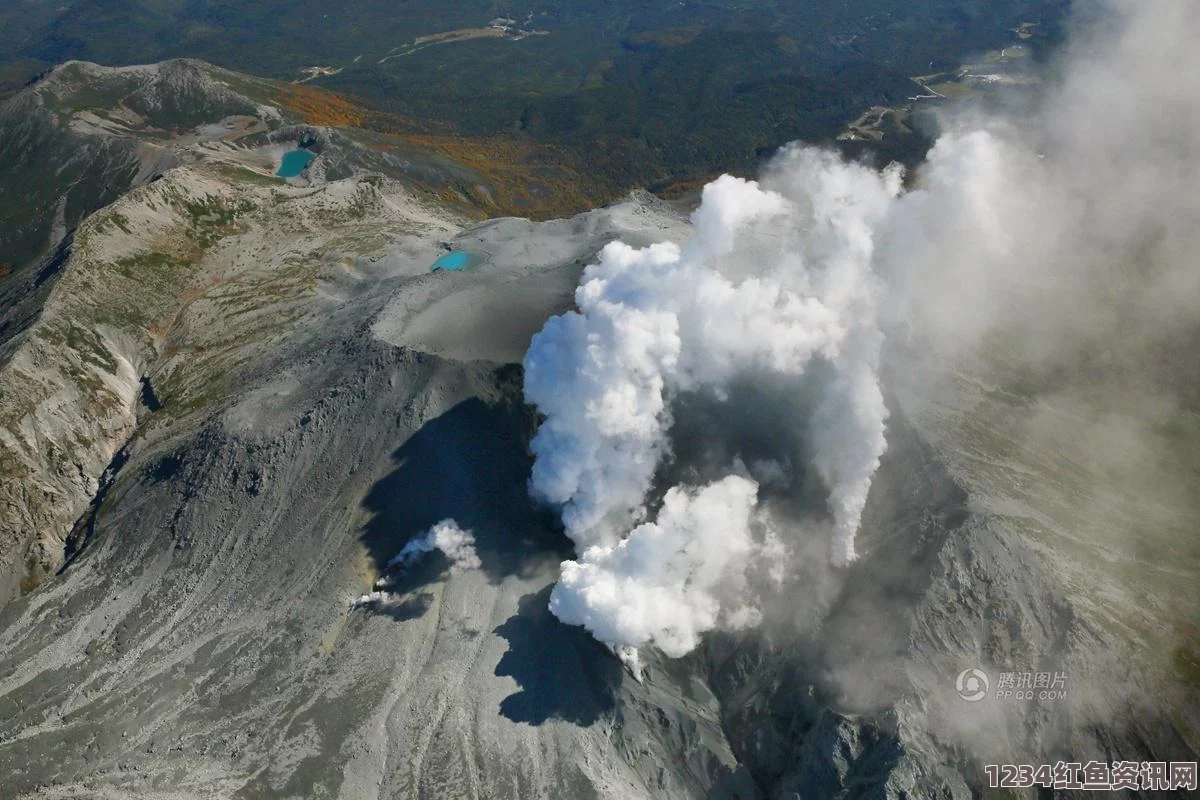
358;393;569;586
357;389;622;727
494;585;622;727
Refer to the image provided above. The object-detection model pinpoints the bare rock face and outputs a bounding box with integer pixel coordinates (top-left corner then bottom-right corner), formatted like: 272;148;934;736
0;142;736;795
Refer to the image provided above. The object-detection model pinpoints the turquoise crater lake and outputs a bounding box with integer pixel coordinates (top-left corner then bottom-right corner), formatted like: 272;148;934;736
276;149;316;178
430;251;484;272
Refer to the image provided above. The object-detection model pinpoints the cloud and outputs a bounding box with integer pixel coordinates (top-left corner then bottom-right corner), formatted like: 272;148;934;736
548;475;764;659
524;161;899;660
525;0;1200;669
881;0;1200;369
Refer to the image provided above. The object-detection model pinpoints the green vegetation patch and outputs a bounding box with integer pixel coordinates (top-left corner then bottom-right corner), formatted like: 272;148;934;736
38;320;117;374
1;0;1068;215
1175;645;1200;690
215;163;286;188
182;194;257;247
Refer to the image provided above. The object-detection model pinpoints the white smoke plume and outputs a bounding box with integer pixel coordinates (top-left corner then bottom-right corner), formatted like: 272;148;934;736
878;0;1200;370
352;519;480;608
385;518;481;574
524;156;900;658
526;0;1200;664
549;475;764;659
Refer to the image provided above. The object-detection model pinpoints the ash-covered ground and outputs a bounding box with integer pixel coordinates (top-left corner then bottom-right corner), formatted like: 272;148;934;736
0;179;1193;797
1;2;1199;798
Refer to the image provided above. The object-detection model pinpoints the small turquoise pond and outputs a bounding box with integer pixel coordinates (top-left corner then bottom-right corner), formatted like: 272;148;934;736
431;251;483;272
276;149;315;178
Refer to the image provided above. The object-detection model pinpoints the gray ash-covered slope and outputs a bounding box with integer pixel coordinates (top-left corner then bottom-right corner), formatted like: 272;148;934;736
0;170;1194;798
0;171;755;797
0;60;1196;800
0;58;524;607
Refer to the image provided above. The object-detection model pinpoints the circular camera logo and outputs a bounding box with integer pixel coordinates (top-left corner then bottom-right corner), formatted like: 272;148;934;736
956;668;989;702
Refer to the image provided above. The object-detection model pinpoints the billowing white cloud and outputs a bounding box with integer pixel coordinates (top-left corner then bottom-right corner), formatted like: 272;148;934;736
524;161;900;662
549;475;764;659
526;0;1200;666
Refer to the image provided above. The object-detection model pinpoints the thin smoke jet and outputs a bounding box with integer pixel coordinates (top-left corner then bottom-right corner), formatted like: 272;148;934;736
352;519;480;608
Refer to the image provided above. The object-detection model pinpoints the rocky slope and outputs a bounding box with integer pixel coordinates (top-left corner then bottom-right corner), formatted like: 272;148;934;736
0;59;1195;800
0;57;517;360
0;59;277;350
0;57;514;604
0;137;748;795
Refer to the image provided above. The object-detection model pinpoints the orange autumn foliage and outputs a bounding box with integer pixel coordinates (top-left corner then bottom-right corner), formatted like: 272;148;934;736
273;84;369;127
